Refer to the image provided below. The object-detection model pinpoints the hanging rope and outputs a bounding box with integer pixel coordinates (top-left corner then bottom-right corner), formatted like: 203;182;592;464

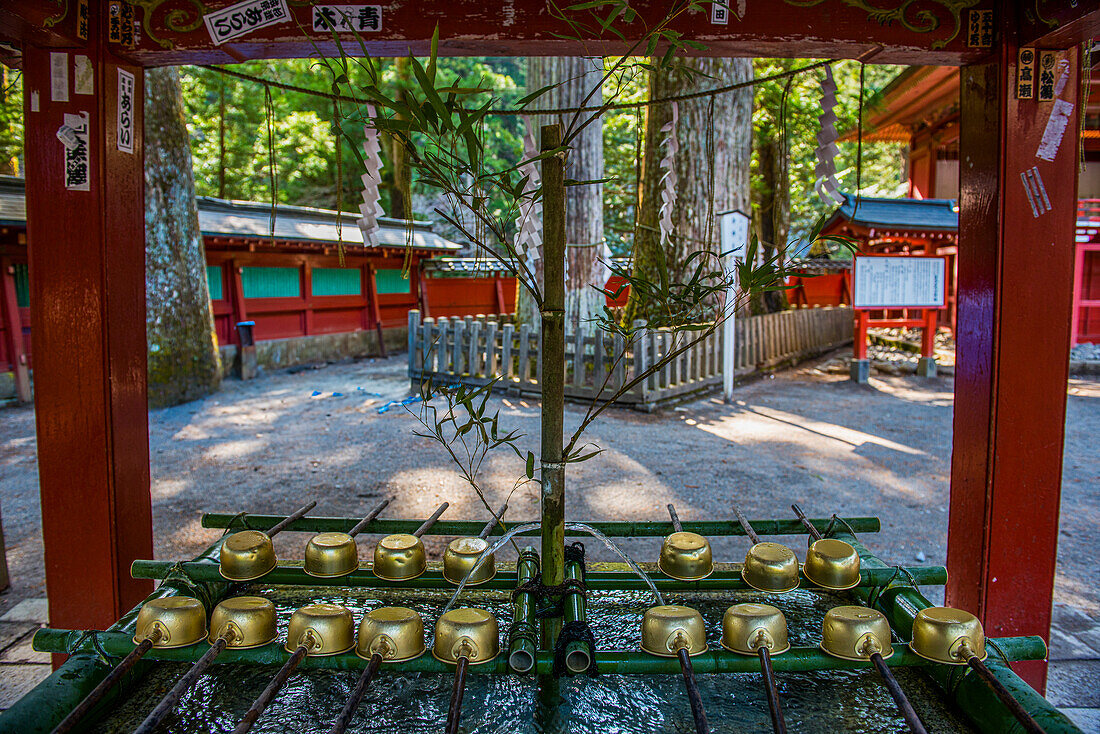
264;84;278;240
198;59;836;117
813;64;844;207
657;101;679;249
853;61;866;218
332;99;346;264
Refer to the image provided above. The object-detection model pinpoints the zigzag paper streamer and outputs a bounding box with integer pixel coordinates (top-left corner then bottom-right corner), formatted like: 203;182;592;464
658;102;679;247
357;105;386;247
814;66;845;207
513;117;543;275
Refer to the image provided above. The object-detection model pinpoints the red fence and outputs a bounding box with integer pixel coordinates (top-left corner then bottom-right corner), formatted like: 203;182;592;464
1073;199;1100;345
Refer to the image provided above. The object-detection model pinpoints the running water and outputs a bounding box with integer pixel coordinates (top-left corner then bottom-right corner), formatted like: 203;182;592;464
438;521;665;624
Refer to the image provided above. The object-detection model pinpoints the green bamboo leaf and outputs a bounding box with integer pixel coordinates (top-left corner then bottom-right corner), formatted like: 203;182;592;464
526;451;535;479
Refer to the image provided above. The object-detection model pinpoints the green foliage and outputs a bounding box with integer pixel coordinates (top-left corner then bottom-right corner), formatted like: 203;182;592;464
602;58;646;255
751;59;907;245
0;67;22;176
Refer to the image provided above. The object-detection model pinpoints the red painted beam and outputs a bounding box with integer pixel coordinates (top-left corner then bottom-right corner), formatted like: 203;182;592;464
2;0;995;67
23;9;154;653
947;40;1081;692
0;257;31;403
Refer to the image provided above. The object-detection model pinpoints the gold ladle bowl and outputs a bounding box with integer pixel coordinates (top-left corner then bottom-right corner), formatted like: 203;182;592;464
443;537;495;586
804;538;861;590
133;597;208;649
285;603;356;656
742;542;800;593
219;530;278;582
208;596;278;649
356;606;426;663
641;605;708;658
432;608;500;665
373;534;427;581
820;605;895;661
720;603;790;656
658;532;714;581
909;607;988;665
304;532;362;578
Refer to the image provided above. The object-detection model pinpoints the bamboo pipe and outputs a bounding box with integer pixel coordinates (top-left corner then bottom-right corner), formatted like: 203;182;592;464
507;548;540;674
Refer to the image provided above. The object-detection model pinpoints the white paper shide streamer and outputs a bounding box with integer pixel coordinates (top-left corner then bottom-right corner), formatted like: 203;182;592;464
658;102;679;248
814;66;845;207
357;105;386;247
513;117;543;274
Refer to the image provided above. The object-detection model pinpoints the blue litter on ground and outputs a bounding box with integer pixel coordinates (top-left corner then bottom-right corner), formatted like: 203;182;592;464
310;391;322;397
377;395;423;414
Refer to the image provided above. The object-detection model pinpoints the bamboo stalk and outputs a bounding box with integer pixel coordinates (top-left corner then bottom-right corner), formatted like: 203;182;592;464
539;123;566;651
201;514;882;537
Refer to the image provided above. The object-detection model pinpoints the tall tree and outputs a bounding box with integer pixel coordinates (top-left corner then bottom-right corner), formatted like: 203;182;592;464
626;58;753;323
145;67;221;407
517;56;605;330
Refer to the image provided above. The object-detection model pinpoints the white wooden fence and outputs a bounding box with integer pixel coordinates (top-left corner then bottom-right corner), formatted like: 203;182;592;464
407;307;852;410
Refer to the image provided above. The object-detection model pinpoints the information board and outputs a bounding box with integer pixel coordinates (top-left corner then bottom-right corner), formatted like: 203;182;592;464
852;256;947;309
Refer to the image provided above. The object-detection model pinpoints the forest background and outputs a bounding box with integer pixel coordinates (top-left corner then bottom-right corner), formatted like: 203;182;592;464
0;57;906;258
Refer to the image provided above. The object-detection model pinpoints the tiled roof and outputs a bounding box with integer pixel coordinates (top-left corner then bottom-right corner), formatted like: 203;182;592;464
825;194;959;233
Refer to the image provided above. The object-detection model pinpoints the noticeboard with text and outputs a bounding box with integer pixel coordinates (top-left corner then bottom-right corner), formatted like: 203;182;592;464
852;256;947;309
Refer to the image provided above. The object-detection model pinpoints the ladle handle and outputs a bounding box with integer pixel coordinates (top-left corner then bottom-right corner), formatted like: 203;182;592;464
733;505;761;545
328;653;384;734
134;637;227;734
348;497;393;537
232;645;309;734
413;502;449;538
758;647;787;734
869;652;929;734
478;503;509;540
967;657;1047;734
667;504;683;533
444;656;469;734
52;637;155;734
266;501;318;538
676;647;710;734
791;504;824;541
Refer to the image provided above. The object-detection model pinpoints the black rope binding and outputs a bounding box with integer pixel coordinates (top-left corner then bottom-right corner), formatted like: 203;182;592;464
552;621;599;677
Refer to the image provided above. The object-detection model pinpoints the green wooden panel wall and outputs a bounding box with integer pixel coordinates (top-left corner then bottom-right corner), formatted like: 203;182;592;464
375;268;410;295
206;266;223;301
241;267;301;299
313;267;362;296
12;263;29;307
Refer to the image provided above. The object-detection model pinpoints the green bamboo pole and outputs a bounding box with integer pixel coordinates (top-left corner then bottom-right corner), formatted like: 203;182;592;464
32;630;1046;676
832;530;1082;734
507;548;540;673
562;558;590;674
0;541;229;734
199;514;881;538
539;122;567;655
129;560;948;590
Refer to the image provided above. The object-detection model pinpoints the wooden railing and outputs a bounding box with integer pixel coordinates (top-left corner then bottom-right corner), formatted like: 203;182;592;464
408;307;852;410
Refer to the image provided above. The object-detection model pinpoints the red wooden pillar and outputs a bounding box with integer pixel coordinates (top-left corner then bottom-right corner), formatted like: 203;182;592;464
23;17;154;643
0;257;31;403
947;42;1081;692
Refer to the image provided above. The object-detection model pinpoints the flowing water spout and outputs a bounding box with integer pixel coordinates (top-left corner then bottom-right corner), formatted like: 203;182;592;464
438;521;665;624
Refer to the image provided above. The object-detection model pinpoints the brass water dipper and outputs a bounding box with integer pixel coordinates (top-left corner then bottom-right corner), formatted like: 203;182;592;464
910;607;1046;734
791;503;861;590
657;503;713;581
372;502;449;580
134;596;278;734
733;505;800;593
219;501;317;581
304;497;392;578
52;597;208;734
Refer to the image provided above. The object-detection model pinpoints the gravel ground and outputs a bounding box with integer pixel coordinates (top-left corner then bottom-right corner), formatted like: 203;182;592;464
0;351;1096;718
